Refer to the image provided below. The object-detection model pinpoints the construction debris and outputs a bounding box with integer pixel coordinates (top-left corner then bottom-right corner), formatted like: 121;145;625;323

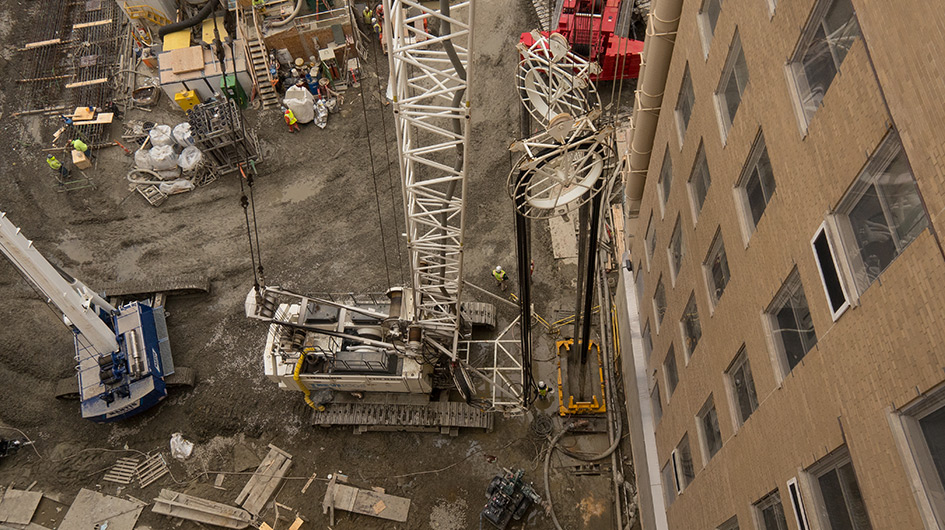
102;457;139;485
58;489;142;530
235;444;292;516
0;488;43;525
151;489;251;529
137;453;170;488
322;475;411;524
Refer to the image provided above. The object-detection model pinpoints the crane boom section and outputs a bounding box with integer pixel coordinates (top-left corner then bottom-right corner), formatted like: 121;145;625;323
384;0;475;358
0;211;119;354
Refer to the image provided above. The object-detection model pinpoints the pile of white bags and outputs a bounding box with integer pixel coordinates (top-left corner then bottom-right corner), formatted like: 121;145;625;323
149;124;174;147
283;85;315;123
172;122;195;147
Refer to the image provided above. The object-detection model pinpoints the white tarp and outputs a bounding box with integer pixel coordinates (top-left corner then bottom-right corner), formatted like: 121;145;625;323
283;85;315;124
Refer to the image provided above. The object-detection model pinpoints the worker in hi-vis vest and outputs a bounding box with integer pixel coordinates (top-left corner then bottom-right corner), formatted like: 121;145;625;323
283;107;300;133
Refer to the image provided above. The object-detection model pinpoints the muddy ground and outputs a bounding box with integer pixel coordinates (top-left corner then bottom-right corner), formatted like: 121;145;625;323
0;1;636;528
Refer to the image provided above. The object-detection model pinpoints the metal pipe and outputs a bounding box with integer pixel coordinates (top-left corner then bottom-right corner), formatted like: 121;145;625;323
270;0;304;28
158;0;221;39
579;191;603;365
625;0;684;211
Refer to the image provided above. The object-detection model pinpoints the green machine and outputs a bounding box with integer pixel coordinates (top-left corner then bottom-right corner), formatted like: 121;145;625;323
221;75;247;109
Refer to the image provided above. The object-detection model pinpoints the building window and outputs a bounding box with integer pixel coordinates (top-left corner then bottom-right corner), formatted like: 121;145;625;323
812;223;850;320
789;0;861;128
807;448;874;530
675;66;695;146
658;147;673;212
689;144;712;221
736;130;776;240
680;293;702;360
834;131;928;295
662;460;677;507
718;515;739;530
645;213;657;269
668;216;685;283
642;320;653;361
725;346;758;427
635;264;646;307
715;30;749;140
755;490;790;530
697;395;722;464
654;277;667;330
890;387;945;527
698;0;722;55
663;345;678;398
651;382;663;423
672;434;696;493
764;0;777;16
703;228;730;308
766;269;817;375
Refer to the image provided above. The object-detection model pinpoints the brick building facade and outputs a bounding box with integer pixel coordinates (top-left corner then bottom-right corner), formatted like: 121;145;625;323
617;0;945;528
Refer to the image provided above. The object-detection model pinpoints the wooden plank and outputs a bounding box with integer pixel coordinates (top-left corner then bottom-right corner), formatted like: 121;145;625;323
242;456;291;515
324;484;411;523
71;107;94;120
234;450;279;506
73;112;114;125
23;38;61;49
73;19;111;29
0;489;43;524
59;489;142;530
165;47;205;74
152;490;251;529
65;78;108;88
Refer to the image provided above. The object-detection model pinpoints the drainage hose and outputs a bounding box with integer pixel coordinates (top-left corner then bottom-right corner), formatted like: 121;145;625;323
158;0;220;39
270;0;304;28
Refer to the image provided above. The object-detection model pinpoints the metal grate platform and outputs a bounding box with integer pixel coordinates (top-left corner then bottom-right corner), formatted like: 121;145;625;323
311;401;493;434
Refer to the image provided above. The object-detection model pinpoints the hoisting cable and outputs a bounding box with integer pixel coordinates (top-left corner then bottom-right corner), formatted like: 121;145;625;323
358;38;393;289
237;166;260;291
244;161;265;284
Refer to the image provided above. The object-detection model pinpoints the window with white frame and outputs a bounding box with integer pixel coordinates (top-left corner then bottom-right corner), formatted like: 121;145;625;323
697;394;722;463
787;477;811;530
651;381;663;423
890;386;945;527
681;293;702;360
675;66;695;145
807;447;874;530
698;0;723;55
764;0;777;16
812;223;850;320
725;346;759;427
766;268;817;375
789;0;861;127
689;144;712;221
672;434;696;492
718;515;739;530
736;131;776;239
715;30;749;140
704;228;730;308
635;264;646;307
663;345;679;398
659;146;673;211
755;490;790;530
668;216;685;283
654;277;667;330
644;213;657;269
642;320;653;361
834;130;928;295
662;460;677;506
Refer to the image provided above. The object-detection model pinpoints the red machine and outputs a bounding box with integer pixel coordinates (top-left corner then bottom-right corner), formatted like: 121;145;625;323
521;0;643;81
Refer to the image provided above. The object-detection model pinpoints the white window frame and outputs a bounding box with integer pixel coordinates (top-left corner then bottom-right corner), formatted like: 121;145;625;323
717;516;739;530
672;434;695;493
724;346;759;431
786;477;811;530
642;319;653;361
811;221;853;321
889;383;945;529
697;0;723;57
805;447;874;530
714;30;748;143
734;129;776;245
675;66;695;148
667;216;685;286
679;292;701;362
657;146;673;217
662;459;678;507
703;227;730;312
688;143;712;225
762;268;817;381
653;275;667;333
644;212;656;270
696;394;722;466
651;381;663;423
663;344;678;401
754;489;789;530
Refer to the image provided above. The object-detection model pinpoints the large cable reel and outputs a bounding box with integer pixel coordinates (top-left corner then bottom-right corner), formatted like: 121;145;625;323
516;31;601;126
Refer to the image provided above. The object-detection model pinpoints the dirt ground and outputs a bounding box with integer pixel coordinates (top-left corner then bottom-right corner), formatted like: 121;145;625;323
0;1;636;528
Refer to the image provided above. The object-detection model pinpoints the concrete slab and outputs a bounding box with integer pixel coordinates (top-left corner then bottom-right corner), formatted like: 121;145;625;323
0;489;42;525
548;215;578;263
58;489;142;530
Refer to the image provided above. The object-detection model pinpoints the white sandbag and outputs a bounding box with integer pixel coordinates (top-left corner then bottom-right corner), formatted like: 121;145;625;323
156;167;181;180
134;148;152;170
149;144;178;171
149;124;174;146
159;179;195;195
314;99;328;129
172;122;195;147
178;146;203;171
283;85;315;123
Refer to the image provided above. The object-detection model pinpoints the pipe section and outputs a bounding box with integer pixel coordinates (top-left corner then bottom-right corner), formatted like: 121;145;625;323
625;0;683;210
270;0;304;28
158;0;221;39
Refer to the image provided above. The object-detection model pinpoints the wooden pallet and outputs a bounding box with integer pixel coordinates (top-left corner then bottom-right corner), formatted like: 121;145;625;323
138;453;169;488
137;184;167;207
234;445;292;515
103;457;140;485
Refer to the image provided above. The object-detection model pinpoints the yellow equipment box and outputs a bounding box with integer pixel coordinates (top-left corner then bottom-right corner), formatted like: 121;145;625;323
174;90;201;112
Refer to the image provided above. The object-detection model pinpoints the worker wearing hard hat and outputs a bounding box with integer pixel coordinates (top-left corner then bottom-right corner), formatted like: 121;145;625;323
46;154;70;180
282;106;300;133
71;138;93;160
492;266;508;291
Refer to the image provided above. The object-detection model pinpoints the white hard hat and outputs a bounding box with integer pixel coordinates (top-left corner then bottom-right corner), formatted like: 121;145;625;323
538;380;547;388
495;266;502;272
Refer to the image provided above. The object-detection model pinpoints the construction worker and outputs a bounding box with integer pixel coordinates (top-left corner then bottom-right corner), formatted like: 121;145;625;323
362;5;373;25
492;265;508;291
283;106;300;133
252;0;267;14
372;16;381;36
537;380;549;400
46;154;70;181
70;138;93;160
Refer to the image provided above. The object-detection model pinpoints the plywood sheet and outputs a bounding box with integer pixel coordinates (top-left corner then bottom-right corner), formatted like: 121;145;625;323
548;215;578;262
166;47;205;74
58;489;142;530
0;489;42;524
202;16;228;44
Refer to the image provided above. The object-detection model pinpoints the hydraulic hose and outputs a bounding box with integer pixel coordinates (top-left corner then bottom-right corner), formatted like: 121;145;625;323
293;356;322;411
543;427;569;530
158;0;220;39
270;0;304;28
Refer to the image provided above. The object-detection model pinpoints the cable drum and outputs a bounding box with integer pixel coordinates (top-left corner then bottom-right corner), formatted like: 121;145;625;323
517;32;601;127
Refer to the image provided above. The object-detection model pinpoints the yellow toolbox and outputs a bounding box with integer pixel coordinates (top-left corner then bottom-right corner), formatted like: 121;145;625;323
174;90;201;112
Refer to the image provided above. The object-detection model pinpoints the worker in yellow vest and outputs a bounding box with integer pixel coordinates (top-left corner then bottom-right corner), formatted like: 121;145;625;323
46;154;70;180
492;265;508;291
252;0;267;14
362;5;373;25
283;106;300;133
70;138;93;160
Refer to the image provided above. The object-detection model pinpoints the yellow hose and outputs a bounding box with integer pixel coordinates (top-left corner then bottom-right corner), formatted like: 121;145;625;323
293;356;324;412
